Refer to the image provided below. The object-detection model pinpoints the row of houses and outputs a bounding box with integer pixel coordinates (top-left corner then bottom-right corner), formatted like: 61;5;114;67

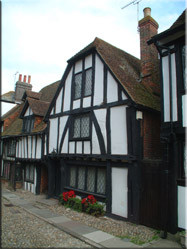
1;8;186;234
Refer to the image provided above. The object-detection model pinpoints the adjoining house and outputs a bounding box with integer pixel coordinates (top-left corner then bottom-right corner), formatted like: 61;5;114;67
1;75;60;194
148;10;186;233
44;8;162;227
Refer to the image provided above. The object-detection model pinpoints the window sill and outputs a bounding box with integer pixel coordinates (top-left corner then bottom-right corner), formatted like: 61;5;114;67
64;186;106;200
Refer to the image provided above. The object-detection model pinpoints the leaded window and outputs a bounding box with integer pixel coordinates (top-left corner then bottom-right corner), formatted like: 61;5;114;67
73;68;93;100
97;168;106;194
72;114;90;139
74;73;82;99
84;69;92;96
68;165;106;195
7;140;16;157
25;164;34;182
23;116;34;133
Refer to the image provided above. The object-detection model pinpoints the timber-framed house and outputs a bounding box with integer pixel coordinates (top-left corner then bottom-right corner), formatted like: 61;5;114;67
44;8;162;225
148;10;186;233
1;76;60;194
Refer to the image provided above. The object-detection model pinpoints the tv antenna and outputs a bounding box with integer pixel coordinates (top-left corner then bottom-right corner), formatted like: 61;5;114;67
121;0;143;32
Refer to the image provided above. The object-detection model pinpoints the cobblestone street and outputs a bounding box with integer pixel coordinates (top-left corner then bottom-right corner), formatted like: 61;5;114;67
2;198;91;248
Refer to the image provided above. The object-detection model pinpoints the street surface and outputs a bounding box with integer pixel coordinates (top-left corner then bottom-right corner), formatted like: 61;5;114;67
2;198;91;248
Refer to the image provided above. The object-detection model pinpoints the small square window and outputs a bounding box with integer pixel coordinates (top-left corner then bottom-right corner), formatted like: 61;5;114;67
72;114;90;139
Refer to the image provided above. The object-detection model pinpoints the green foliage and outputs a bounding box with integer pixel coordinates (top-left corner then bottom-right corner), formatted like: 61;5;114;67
59;191;105;217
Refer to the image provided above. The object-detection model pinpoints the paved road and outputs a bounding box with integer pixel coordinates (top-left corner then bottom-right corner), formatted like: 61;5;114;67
2;198;91;248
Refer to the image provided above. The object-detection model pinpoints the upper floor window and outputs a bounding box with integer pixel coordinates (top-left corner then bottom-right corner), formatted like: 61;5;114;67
7;140;16;157
73;68;92;100
71;114;90;140
22;116;34;133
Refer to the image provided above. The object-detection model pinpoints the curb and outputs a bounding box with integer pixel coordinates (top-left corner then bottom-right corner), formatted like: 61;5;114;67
2;196;104;248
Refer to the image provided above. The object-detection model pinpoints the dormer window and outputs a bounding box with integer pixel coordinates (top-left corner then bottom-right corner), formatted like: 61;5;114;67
73;68;92;100
22;116;34;133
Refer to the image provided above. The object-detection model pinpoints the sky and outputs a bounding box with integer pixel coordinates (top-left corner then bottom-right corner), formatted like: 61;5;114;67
1;0;186;114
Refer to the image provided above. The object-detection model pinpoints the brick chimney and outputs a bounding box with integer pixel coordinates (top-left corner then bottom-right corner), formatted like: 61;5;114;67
138;8;160;94
15;74;32;103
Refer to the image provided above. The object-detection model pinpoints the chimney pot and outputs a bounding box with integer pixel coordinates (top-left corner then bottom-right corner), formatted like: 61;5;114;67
19;74;22;82
143;7;151;17
28;75;31;84
23;75;27;83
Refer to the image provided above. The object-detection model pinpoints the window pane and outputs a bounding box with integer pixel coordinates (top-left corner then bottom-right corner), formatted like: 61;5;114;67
74;73;82;99
73;118;81;138
81;116;90;138
70;166;76;187
26;165;30;180
97;168;106;194
84;69;92;96
78;166;85;190
30;165;34;182
87;167;95;192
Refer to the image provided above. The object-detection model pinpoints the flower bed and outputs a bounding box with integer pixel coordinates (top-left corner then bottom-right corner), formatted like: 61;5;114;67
59;190;105;217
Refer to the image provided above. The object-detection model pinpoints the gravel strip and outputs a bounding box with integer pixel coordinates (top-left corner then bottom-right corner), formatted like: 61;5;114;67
2;197;91;248
6;186;159;244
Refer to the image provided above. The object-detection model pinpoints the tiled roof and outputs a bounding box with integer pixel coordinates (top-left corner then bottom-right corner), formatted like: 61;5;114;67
23;90;42;100
170;9;185;29
0;91;15;103
27;97;50;116
68;37;160;111
2;80;60;137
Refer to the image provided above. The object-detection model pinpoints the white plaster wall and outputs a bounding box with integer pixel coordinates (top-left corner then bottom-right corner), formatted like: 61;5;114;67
21;138;24;158
61;129;69;153
63;68;73;112
83;96;91;108
75;60;82;73
32;137;36;159
16;142;19;157
76;141;82;154
182;94;187;127
69;142;75;153
178;186;187;229
24;106;33;116
171;53;178;121
92;124;100;154
73;99;81;109
19;140;22;158
59;116;68;151
94;54;104;106
55;90;63;114
84;141;90;154
49;118;58;153
110;106;128;155
85;54;92;69
162;56;170;122
107;71;118;103
28;136;32;158
94;109;107;150
50;107;54;115
112;167;128;218
36;136;41;159
122;91;127;100
24;137;27;158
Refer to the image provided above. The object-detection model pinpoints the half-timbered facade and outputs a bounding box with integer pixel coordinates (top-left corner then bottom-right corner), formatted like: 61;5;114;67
1;79;60;194
44;8;162;224
149;10;186;233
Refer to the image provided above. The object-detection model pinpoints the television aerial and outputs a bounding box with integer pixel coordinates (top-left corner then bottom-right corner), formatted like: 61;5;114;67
121;0;143;32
